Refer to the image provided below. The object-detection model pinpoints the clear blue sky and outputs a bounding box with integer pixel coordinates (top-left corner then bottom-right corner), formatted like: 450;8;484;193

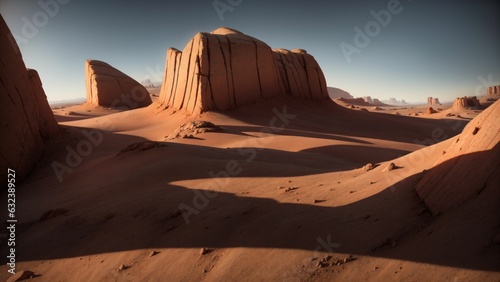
1;0;499;103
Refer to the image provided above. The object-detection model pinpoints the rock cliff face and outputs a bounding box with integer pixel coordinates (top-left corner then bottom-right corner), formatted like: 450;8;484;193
85;60;152;109
427;97;440;106
415;100;500;213
157;27;328;114
487;85;499;95
0;15;60;184
453;96;480;108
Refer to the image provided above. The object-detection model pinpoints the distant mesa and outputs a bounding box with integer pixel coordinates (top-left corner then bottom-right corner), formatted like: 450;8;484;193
156;27;329;115
0;15;60;184
85;60;152;109
363;96;385;106
371;98;385;106
327;87;353;99
427;97;441;106
338;97;370;106
415;100;500;213
487;85;500;95
382;98;408;106
453;96;480;109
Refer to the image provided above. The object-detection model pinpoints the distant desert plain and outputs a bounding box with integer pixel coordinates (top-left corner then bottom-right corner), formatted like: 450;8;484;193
1;15;500;282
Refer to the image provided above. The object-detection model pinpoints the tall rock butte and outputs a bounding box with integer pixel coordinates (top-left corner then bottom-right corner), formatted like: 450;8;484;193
453;96;480;109
0;15;60;184
487;85;499;95
427;97;440;106
157;27;328;114
85;60;152;109
415;100;500;213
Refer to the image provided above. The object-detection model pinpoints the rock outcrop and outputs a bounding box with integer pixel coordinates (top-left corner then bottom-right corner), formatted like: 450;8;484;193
487;85;499;95
157;27;328;114
427;97;440;106
85;60;152;109
425;107;437;114
327;87;353;99
415;100;500;213
0;15;60;184
453;96;480;109
363;96;373;104
372;99;385;106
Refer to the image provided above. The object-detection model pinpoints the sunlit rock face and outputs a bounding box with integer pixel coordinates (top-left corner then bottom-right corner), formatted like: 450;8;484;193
452;96;480;109
157;27;328;114
85;60;152;109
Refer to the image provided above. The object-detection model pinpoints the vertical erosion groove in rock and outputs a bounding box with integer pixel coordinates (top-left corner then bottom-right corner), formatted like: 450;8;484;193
157;27;328;115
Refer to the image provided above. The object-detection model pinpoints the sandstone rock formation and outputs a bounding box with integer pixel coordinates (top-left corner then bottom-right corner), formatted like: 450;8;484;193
453;96;480;108
157;27;328;114
415;100;500;213
425;107;437;114
0;15;60;184
363;96;373;104
372;99;385;106
85;60;152;109
427;97;440;106
487;85;499;95
327;87;353;99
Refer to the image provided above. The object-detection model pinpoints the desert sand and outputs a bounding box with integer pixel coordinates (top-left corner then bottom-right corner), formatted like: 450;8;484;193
1;17;500;282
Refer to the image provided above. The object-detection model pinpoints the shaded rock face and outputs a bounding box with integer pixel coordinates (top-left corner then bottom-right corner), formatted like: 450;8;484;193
415;100;500;213
0;15;60;184
453;96;480;108
363;96;373;104
85;60;152;109
427;97;440;106
487;85;500;95
158;27;328;114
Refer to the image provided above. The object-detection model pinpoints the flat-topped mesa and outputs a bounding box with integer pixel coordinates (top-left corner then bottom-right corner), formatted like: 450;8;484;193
0;15;60;184
427;97;440;106
157;27;328;114
487;85;500;95
85;60;152;109
363;96;373;104
453;96;480;109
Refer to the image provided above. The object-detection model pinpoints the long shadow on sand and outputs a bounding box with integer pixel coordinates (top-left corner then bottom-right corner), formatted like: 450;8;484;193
214;98;469;146
6;132;499;273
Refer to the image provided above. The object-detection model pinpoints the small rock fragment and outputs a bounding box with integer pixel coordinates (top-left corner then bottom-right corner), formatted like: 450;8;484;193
363;163;374;171
200;248;211;255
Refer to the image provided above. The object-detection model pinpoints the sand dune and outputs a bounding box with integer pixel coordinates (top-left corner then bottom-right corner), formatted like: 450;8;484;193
1;18;499;281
